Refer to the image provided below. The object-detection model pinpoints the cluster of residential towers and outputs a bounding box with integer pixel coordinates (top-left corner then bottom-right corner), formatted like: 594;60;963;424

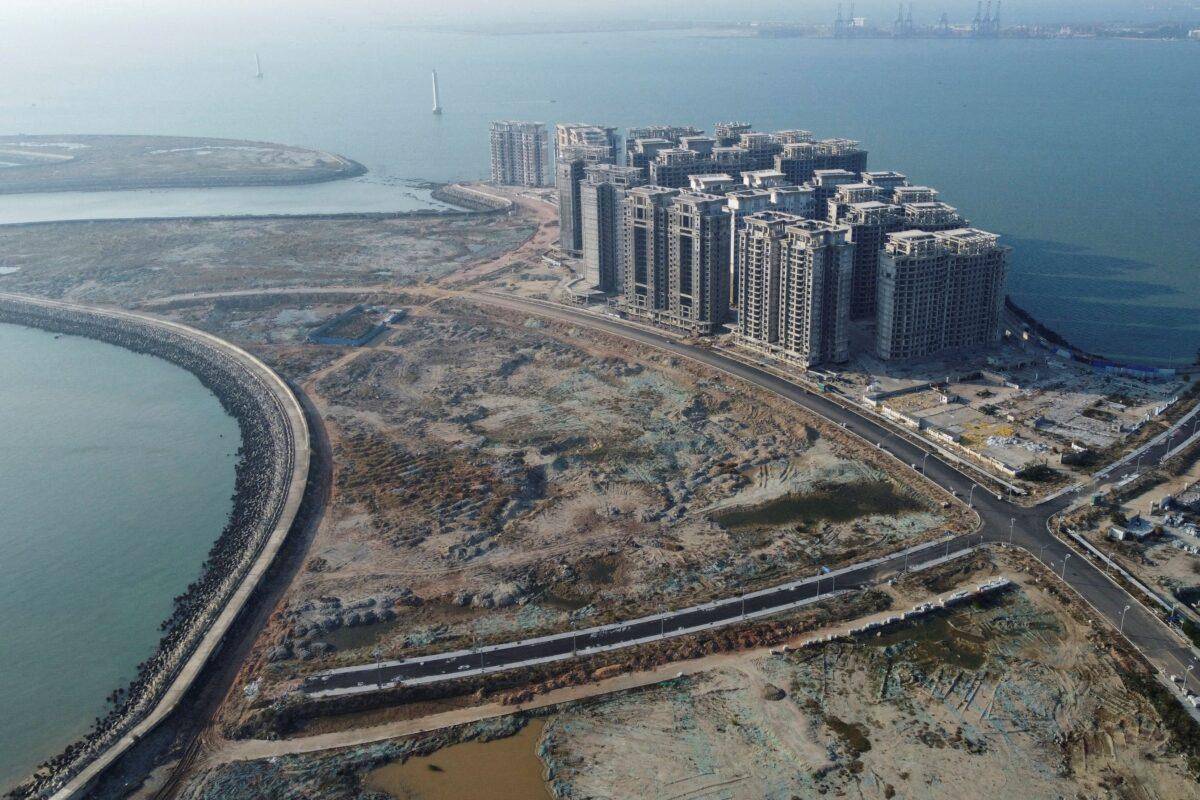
488;119;1008;366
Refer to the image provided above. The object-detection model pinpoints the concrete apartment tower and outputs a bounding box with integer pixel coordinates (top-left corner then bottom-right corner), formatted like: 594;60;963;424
876;231;949;361
875;228;1008;361
734;211;794;346
775;139;868;186
489;121;548;187
580;163;645;293
938;228;1009;351
555;123;619;254
714;121;754;146
832;200;904;320
776;219;855;366
626;125;704;169
663;192;732;335
621;185;680;320
726;184;816;307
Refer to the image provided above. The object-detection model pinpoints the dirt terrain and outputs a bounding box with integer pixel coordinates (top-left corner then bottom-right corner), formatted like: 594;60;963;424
185;293;959;732
542;569;1197;799
18;184;1184;800
174;551;1200;800
0;214;533;307
0;135;364;193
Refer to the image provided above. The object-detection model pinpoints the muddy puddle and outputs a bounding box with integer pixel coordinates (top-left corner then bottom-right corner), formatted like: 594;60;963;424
868;610;989;670
712;480;921;530
364;719;551;800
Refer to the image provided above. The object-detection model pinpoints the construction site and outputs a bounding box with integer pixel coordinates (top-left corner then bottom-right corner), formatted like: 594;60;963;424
195;293;961;735
4;175;1199;799
174;550;1200;800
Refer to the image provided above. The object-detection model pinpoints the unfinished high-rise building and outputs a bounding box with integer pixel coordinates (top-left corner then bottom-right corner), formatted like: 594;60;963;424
938;228;1008;351
875;228;1008;361
901;200;967;232
834;201;904;320
778;219;855;365
862;170;908;193
489;120;548;187
775;138;868;186
891;185;938;205
734;213;854;366
714;121;754;146
626;125;704;166
556;122;620;158
621;185;679;320
556;141;616;254
734;211;793;345
555;123;620;254
580;164;645;293
662;192;732;334
726;185;816;306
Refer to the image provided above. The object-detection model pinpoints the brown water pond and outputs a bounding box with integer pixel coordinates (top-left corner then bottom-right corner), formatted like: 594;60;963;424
364;719;550;800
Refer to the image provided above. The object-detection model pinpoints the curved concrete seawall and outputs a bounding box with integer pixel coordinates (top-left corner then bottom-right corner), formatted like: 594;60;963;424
0;294;310;800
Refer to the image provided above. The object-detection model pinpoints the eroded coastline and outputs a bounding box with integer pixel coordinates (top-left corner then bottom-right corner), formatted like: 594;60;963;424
0;297;308;800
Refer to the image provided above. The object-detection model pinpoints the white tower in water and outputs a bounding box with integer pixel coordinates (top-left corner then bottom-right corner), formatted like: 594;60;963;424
255;53;263;79
431;69;443;115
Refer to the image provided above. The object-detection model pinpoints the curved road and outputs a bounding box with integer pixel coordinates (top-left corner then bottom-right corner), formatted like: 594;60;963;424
307;291;1200;705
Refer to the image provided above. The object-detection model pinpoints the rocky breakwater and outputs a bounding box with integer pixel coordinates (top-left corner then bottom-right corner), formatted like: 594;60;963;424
0;296;307;800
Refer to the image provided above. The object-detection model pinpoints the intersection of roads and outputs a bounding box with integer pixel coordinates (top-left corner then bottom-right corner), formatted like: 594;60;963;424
307;293;1200;707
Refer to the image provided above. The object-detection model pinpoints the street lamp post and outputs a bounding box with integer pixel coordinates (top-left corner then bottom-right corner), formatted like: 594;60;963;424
1038;543;1049;561
1120;604;1130;635
372;645;383;689
1062;553;1072;580
922;452;930;473
1009;517;1016;545
968;484;977;507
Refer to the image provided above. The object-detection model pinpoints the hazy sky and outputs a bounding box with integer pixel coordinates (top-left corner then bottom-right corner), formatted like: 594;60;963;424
2;0;1196;28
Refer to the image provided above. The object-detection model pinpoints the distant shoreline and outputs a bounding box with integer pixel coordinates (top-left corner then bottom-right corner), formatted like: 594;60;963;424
0;134;367;196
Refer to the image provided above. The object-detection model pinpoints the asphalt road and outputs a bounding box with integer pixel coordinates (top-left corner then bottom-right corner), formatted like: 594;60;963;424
307;293;1200;700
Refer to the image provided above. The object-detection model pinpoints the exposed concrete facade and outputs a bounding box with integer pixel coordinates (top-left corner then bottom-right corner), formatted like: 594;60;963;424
778;219;855;365
626;125;704;168
735;213;854;366
726;185;816;306
775;138;869;186
832;200;904;320
663;192;732;335
580;164;645;293
876;228;1008;361
621;185;679;320
734;211;792;345
555;124;620;254
557;142;615;254
489;120;548;187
